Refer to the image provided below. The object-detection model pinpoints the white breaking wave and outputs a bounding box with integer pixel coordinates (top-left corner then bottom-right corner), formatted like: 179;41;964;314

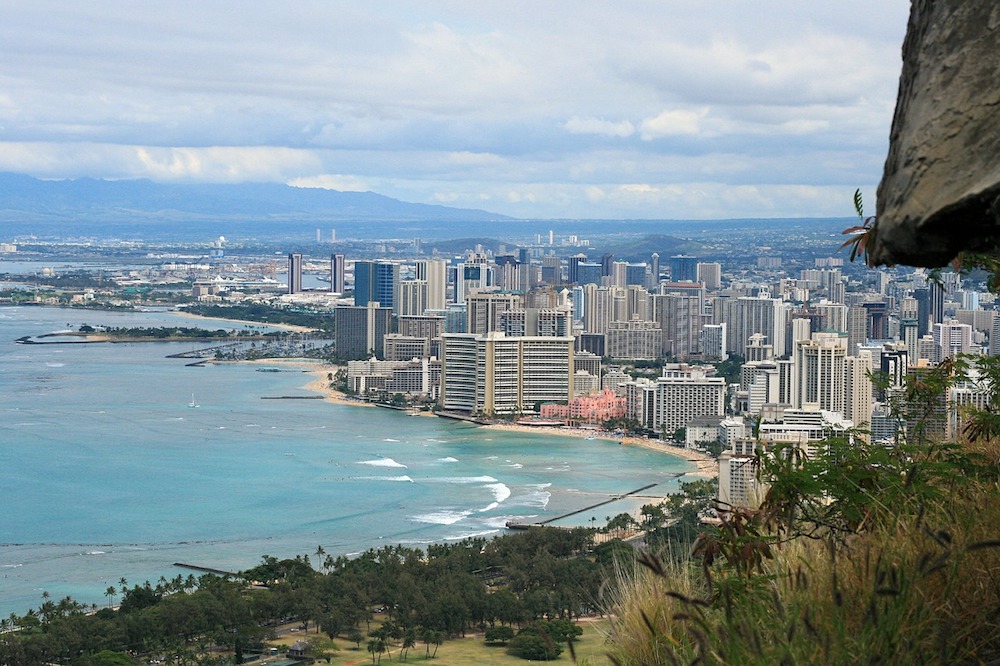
359;457;407;468
478;482;512;513
383;438;400;442
437;456;459;463
413;509;473;526
444;529;501;541
358;475;414;483
431;475;499;484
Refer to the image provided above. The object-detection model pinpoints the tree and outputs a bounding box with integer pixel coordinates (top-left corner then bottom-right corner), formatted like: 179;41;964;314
484;625;515;644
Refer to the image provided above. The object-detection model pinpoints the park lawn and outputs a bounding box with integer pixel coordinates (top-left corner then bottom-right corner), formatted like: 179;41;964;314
268;619;613;665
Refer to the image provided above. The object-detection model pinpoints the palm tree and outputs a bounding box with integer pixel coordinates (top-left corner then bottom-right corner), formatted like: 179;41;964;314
119;576;129;595
105;586;117;609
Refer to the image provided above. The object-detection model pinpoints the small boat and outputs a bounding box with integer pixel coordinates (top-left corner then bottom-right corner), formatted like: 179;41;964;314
188;393;199;408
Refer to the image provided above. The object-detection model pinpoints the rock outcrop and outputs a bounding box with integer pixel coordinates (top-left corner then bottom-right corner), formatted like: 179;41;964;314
872;2;1000;267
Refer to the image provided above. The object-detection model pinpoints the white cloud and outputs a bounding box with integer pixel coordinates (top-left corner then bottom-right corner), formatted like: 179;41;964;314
639;108;709;139
287;174;370;192
563;116;635;138
0;1;911;219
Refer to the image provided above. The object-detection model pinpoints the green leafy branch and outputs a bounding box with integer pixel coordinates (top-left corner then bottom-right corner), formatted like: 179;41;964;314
839;188;877;266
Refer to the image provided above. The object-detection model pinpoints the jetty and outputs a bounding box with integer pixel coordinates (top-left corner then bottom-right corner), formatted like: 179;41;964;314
173;562;239;577
506;483;659;530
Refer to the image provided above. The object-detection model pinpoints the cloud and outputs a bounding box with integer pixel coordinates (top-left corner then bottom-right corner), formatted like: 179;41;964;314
287;174;370;192
563;116;635;138
639;109;710;139
0;1;911;219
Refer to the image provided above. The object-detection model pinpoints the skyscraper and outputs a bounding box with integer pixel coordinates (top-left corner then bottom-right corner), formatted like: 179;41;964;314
287;253;303;294
415;259;447;311
354;261;400;310
330;253;346;293
669;255;698;282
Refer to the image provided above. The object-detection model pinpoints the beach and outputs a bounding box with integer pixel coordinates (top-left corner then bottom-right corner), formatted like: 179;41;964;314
288;360;721;478
171;309;317;334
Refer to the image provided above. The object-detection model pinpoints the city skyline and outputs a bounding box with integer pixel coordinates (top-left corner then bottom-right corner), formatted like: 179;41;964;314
0;2;909;220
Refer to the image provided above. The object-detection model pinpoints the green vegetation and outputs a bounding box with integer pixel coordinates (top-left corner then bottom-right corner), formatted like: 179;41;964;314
0;528;614;665
185;303;334;333
604;353;1000;665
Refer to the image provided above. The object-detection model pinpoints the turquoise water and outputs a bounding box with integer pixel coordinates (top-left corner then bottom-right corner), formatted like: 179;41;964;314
0;306;693;616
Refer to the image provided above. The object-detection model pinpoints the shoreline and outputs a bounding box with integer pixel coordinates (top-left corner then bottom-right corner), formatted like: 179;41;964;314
254;358;721;478
481;423;718;478
171;309;317;334
223;355;721;479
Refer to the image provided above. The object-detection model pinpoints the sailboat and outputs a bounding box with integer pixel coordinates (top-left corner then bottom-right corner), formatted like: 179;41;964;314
188;393;199;408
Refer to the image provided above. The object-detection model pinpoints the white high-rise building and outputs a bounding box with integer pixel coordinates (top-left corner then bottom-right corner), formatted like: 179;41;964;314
396;280;428;317
793;332;848;414
932;321;973;363
696;262;722;291
439;332;575;416
415;259;447;311
624;365;726;435
723;296;789;358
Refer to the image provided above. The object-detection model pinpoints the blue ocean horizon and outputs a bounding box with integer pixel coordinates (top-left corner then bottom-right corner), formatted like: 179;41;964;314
0;305;694;617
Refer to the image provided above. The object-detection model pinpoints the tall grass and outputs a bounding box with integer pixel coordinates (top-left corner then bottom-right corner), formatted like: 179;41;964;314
603;358;1000;664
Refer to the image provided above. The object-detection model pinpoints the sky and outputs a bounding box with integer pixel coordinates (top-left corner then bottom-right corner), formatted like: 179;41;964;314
0;2;911;220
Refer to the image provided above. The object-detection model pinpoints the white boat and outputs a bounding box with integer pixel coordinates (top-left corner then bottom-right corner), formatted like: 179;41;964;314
188;393;199;408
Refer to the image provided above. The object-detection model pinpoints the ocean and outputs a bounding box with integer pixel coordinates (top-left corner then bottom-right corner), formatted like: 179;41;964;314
0;305;693;617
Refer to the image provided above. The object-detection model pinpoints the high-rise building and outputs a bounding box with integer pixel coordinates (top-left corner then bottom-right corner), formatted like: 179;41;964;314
467;291;522;335
335;303;394;359
287;253;303;294
650;253;661;288
415;259;447;311
455;255;495;304
652;293;702;359
396;280;428;317
624;364;726;434
724;296;789;359
606;317;662;360
354;261;400;310
701;323;727;361
330;254;346;293
696;262;722;291
439;332;575;415
932;321;973;363
792;332;848;414
568;253;588;284
669;255;698;282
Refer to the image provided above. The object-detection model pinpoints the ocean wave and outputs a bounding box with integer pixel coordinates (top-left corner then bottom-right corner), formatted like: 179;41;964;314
383;438;400;442
357;475;414;483
86;551;105;556
430;475;499;484
503;461;523;469
484;482;511;505
483;514;531;529
517;487;552;509
444;529;501;541
359;457;407;468
413;509;472;526
0;563;23;568
437;456;459;463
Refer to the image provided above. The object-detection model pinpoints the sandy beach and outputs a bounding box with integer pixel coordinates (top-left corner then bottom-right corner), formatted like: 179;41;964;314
481;422;718;478
232;356;720;478
171;309;317;334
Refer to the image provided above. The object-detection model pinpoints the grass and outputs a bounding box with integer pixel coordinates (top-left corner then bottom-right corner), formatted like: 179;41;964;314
267;618;614;665
602;435;1000;665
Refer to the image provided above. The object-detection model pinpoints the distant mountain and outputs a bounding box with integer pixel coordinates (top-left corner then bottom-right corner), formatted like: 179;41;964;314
0;173;511;233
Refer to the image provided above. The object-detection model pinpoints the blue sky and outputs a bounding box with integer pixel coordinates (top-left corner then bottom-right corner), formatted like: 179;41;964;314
0;2;910;219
